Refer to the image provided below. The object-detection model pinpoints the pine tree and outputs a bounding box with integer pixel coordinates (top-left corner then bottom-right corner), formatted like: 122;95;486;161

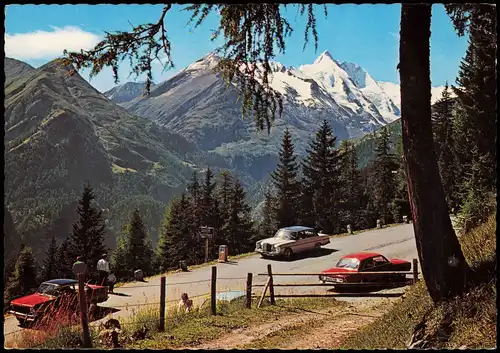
432;84;458;211
271;128;301;229
156;203;173;271
200;167;218;227
390;137;411;222
123;209;153;275
371;126;398;225
216;170;233;248
54;238;73;279
225;178;256;253
5;246;38;302
68;183;108;279
187;171;202;213
301;120;340;233
259;191;278;238
156;194;197;267
217;170;233;223
338;140;363;230
111;237;129;280
452;5;496;201
42;236;58;281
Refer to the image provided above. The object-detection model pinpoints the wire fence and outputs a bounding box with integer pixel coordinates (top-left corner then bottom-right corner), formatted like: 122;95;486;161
4;266;265;348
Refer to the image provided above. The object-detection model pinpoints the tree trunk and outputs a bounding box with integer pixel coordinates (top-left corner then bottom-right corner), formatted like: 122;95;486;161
399;4;470;303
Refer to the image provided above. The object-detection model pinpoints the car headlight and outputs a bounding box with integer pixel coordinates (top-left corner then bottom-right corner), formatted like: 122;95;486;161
29;307;36;316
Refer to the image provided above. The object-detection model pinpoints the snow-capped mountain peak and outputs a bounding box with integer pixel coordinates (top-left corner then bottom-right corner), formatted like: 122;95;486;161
185;51;221;72
313;50;336;65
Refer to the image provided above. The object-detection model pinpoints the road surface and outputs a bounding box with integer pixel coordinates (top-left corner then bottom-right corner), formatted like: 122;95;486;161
4;223;418;344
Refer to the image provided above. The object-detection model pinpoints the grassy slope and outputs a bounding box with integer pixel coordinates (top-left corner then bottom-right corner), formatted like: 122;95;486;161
7;298;345;349
341;214;496;349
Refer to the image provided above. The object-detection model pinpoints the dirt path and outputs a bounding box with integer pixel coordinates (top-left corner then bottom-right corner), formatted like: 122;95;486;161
191;298;394;350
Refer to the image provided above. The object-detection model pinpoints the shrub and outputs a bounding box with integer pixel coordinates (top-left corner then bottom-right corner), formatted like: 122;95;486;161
457;188;496;233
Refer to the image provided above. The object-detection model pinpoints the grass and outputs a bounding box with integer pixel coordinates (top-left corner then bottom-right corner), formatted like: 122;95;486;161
111;163;137;174
5;297;97;349
341;213;496;349
121;297;345;349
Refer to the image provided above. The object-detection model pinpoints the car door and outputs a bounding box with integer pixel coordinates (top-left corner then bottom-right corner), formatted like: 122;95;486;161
289;231;305;253
372;255;393;281
303;230;319;251
359;257;376;282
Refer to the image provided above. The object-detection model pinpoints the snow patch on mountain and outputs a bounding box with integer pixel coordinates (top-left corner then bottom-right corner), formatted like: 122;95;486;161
378;81;454;109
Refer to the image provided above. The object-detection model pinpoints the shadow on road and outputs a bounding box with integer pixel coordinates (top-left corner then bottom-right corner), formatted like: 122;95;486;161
268;248;339;262
109;292;131;297
219;260;239;265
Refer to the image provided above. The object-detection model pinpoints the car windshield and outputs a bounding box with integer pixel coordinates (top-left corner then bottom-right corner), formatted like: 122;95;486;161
336;258;360;269
37;283;60;296
274;229;293;240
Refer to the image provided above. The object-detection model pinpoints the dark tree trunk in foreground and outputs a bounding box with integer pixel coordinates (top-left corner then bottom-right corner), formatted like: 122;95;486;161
399;4;469;303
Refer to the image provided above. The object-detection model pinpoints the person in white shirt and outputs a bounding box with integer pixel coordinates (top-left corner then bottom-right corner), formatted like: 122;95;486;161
97;253;110;287
177;293;193;313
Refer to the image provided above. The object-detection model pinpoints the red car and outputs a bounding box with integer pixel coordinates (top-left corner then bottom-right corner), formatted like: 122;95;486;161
8;279;108;327
319;252;411;286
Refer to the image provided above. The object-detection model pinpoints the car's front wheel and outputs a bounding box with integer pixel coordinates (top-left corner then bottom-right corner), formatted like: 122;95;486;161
314;243;321;253
283;248;294;260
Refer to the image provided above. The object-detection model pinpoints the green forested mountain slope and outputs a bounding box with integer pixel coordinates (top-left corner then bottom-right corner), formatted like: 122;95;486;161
4;58;203;260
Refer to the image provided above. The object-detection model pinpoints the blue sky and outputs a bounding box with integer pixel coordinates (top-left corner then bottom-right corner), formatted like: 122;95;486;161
5;4;468;93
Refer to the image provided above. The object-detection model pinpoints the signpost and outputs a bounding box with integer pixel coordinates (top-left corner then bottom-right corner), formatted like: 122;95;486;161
199;226;214;263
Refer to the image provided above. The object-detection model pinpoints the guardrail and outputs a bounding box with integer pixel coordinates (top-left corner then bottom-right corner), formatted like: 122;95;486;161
248;259;419;308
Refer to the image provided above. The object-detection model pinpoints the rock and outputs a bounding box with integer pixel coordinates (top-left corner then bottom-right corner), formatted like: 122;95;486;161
99;328;121;348
104;318;121;330
132;325;148;341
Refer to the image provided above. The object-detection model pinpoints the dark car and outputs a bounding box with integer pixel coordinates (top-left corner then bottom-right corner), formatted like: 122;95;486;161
319;252;412;287
8;279;108;326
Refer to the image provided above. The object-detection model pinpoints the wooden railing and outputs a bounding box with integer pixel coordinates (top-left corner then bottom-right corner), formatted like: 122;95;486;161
246;259;419;308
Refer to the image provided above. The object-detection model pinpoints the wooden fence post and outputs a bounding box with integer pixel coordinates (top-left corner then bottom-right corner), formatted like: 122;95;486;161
267;264;275;305
246;273;253;309
257;277;271;309
77;273;92;348
412;258;419;284
159;276;166;331
211;266;217;315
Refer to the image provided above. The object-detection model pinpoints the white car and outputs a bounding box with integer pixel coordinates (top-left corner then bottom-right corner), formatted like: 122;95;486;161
255;226;330;260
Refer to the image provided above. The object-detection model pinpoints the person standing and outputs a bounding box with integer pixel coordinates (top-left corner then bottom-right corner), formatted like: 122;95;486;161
177;293;193;313
97;253;110;287
72;256;88;281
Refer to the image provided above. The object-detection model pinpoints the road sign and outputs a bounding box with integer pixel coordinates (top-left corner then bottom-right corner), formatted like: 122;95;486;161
199;226;214;239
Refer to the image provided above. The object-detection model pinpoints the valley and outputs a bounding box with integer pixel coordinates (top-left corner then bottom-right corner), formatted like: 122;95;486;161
4;51;446;262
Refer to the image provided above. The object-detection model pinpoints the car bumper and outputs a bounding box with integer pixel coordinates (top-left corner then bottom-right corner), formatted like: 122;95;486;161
255;249;281;257
319;275;345;283
9;310;37;321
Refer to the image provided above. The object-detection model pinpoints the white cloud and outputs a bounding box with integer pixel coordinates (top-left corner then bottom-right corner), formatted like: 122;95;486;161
5;26;101;60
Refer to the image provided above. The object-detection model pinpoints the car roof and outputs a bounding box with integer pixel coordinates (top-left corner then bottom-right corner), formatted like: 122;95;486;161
281;226;315;232
342;252;383;261
44;279;78;286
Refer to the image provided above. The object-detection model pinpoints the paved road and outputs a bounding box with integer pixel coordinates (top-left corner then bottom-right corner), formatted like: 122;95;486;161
4;223;418;343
